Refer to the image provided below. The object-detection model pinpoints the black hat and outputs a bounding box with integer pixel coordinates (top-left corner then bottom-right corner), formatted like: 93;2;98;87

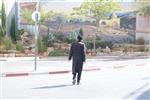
77;35;82;41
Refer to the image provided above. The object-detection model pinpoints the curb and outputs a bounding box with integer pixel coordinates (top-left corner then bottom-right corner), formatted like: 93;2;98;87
1;62;148;77
0;57;39;62
1;68;101;77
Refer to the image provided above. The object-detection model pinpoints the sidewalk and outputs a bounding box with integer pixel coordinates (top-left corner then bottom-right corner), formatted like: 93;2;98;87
1;56;149;77
1;52;150;61
0;57;101;77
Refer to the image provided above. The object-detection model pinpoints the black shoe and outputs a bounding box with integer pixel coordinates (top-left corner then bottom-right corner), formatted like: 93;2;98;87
72;80;76;85
77;81;80;85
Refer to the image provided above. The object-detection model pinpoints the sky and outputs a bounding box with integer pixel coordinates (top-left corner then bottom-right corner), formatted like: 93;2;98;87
0;0;136;11
41;0;136;14
15;0;135;2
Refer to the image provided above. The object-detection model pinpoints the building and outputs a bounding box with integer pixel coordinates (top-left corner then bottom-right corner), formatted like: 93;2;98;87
136;16;150;44
99;12;120;29
0;0;37;36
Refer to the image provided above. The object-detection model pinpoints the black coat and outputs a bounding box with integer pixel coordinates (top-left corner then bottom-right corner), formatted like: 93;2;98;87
69;41;86;74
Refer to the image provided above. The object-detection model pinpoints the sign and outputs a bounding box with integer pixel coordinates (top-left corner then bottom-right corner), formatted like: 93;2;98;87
32;11;40;22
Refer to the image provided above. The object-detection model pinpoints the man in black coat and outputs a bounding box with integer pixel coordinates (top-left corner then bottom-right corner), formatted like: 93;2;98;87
68;35;86;85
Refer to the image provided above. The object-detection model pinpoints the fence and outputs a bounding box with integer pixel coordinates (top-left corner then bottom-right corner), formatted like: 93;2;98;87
19;24;36;34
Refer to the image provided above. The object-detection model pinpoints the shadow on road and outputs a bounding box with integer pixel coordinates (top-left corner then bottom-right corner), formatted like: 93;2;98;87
136;89;150;100
32;84;73;89
123;83;150;99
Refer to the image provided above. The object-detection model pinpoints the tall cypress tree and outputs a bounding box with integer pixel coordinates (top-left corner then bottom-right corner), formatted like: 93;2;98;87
79;28;83;37
1;0;6;36
10;15;16;42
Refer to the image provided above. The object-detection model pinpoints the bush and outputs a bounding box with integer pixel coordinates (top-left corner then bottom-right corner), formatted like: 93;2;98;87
43;30;54;47
2;37;14;50
97;41;113;49
136;38;145;45
85;38;113;50
16;29;25;40
85;41;93;49
16;42;24;52
144;47;149;52
38;38;47;53
137;45;147;52
48;49;67;56
64;37;76;44
54;32;65;42
122;44;128;53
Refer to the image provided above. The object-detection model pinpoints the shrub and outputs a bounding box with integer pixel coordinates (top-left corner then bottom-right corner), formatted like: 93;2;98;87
64;37;76;44
43;29;54;47
38;38;47;53
136;38;145;45
84;37;94;49
122;44;128;53
16;29;25;40
97;41;113;49
85;38;113;50
85;41;94;49
48;49;66;56
16;42;24;52
2;37;14;50
137;45;147;52
144;47;149;52
54;32;64;42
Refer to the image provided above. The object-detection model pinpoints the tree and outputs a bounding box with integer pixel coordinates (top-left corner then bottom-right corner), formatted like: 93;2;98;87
68;31;78;41
21;8;57;24
40;9;57;24
0;27;4;40
56;14;67;33
21;8;34;24
44;28;54;47
10;15;16;42
79;28;84;37
72;0;120;53
72;0;120;28
136;0;150;16
0;8;1;18
1;0;6;36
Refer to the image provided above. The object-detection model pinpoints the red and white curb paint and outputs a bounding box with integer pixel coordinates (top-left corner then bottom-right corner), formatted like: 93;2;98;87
100;62;149;71
1;62;149;77
1;68;101;77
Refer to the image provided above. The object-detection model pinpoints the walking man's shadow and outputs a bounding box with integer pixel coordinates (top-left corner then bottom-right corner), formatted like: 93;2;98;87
32;84;73;89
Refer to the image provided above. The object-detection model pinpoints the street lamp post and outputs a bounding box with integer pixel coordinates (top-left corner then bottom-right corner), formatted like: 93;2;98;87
34;21;38;71
32;9;40;71
93;34;96;54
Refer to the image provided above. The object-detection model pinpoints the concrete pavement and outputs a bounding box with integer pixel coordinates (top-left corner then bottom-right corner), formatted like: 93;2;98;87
1;56;149;77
